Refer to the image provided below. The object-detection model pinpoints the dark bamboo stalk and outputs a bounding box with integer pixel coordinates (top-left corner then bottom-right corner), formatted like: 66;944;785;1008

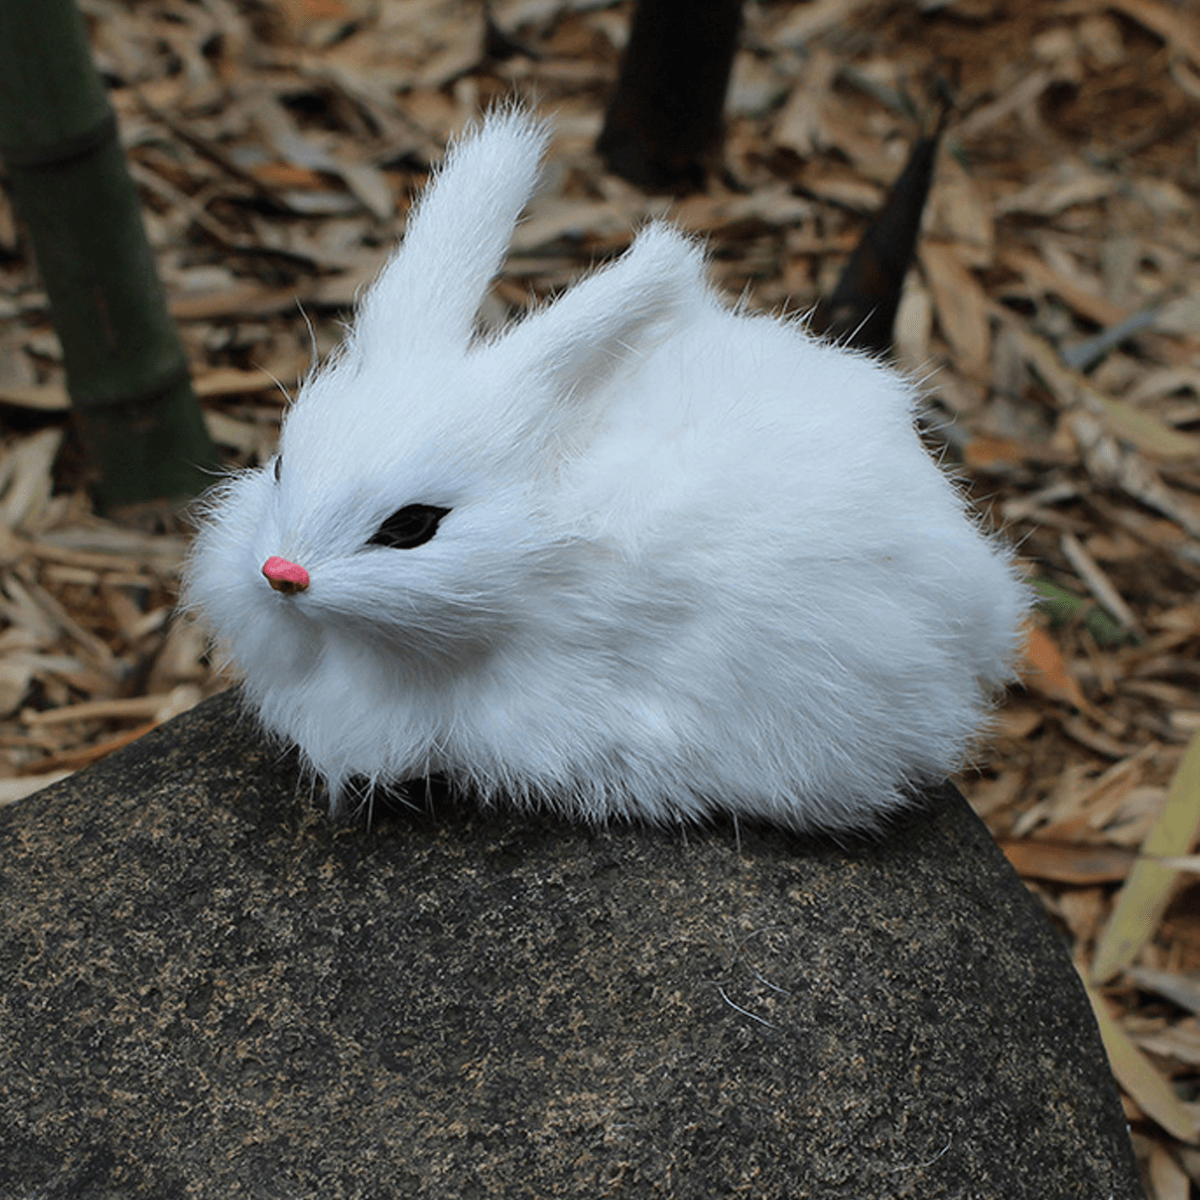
597;0;743;193
809;132;942;357
0;0;218;512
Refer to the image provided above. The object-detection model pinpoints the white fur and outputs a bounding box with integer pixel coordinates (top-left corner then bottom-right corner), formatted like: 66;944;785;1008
184;108;1027;833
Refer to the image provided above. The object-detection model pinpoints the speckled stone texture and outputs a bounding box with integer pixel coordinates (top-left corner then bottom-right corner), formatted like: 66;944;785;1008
0;689;1141;1199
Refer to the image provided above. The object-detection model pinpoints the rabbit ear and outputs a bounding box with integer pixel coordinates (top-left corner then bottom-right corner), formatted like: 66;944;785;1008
494;223;707;439
355;107;549;352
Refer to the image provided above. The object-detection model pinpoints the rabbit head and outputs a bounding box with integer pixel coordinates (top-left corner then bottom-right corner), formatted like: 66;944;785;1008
185;107;1027;832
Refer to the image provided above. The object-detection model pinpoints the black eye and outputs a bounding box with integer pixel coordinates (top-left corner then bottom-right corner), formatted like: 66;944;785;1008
273;455;282;483
368;504;450;550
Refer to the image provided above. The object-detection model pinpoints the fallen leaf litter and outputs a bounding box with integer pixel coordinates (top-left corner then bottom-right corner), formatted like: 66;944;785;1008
0;0;1198;1180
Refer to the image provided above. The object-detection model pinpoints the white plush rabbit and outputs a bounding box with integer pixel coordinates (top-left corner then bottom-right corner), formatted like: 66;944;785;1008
184;107;1027;833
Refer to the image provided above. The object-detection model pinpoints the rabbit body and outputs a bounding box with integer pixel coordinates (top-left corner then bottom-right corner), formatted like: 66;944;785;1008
185;109;1027;832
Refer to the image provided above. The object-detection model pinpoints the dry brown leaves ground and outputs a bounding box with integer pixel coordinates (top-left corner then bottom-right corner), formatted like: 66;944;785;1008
1;0;1200;1190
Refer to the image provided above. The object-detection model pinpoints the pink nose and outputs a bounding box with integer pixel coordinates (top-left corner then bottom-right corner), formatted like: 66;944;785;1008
262;556;310;594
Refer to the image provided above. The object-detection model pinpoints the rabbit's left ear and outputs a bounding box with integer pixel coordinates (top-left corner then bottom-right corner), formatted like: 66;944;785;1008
355;108;549;354
493;224;707;445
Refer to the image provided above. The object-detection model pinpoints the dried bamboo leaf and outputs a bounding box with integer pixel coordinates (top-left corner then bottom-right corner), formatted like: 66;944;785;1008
1059;532;1141;633
34;525;187;569
1089;395;1200;461
1021;624;1090;710
893;275;933;369
0;659;34;716
1107;0;1200;72
22;686;197;726
1037;745;1158;841
1128;966;1200;1016
0;382;69;411
194;368;290;399
23;574;119;674
0;770;74;807
1060;715;1138;760
992;161;1116;218
0;573;62;645
251;94;395;219
796;175;883;212
918;239;990;375
998;838;1134;884
925;158;994;268
1136;1024;1200;1069
1153;855;1200;873
204;410;279;460
1092;729;1200;982
1019;327;1200;459
21;722;156;772
509;199;637;251
1002;246;1127;327
1084;975;1200;1143
772;0;877;47
335;161;396;221
771;49;839;159
1060;308;1162;372
0;429;64;531
1149;1141;1194;1200
1127;366;1200;405
952;68;1055;141
1069;411;1200;540
295;57;438;155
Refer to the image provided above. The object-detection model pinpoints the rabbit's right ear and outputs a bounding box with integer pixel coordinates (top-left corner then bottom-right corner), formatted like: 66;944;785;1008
492;223;707;448
354;108;549;354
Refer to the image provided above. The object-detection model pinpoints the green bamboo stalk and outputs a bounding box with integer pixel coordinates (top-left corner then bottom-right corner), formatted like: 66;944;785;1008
0;0;218;511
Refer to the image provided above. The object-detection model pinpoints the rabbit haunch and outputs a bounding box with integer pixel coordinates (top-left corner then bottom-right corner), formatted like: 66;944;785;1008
185;108;1027;834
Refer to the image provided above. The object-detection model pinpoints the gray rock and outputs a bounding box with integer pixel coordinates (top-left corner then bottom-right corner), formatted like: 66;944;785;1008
0;689;1143;1199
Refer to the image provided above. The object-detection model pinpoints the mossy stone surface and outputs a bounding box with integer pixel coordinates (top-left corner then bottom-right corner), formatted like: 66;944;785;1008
0;689;1142;1198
